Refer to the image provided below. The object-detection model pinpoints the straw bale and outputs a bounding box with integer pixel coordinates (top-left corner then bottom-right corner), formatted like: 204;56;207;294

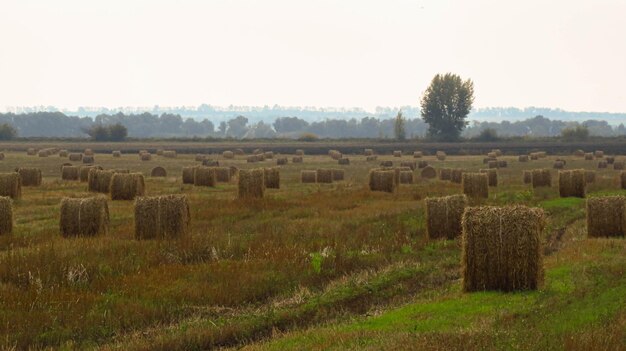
364;149;374;156
193;167;216;187
613;161;624;170
59;196;109;237
584;153;593;160
462;173;489;198
301;170;317;183
61;166;80;181
162;151;177;158
329;150;342;160
276;157;288;165
140;153;152;161
436;151;446;161
84;149;94;156
156;149;164;156
558;169;585;198
531;169;551;188
598;161;607;169
480;169;498;187
88;169;115;193
112;151;121;157
400;161;417;171
413;151;423;158
421;166;437;179
331;169;345;181
37;150;49;157
295;149;305;156
553;161;565;169
292;156;303;163
79;165;102;182
451;168;464;183
393;151;402;157
518;155;529;162
134;195;190;240
110;173;145;200
263;167;280;189
586;196;625;238
213;167;231;182
530;153;539;160
17;167;42;186
182;166;197;184
83;155;95;164
0;197;13;235
223;151;235;159
27;148;36;156
69;153;83;161
523;170;532;184
151;166;167;177
399;171;413;184
247;155;258;163
492;149;503;157
594;150;604;158
487;152;497;158
440;168;452;181
426;194;467;240
369;170;396;193
317;169;333;183
338;158;350;165
264;151;274;159
238;168;265;199
0;173;21;199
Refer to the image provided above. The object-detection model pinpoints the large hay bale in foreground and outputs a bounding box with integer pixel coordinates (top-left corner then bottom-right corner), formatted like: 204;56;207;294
151;167;167;177
61;166;80;181
193;167;216;187
0;173;21;200
480;169;498;187
317;169;333;183
338;158;350;165
369;170;396;193
399;171;413;184
292;156;303;163
263;168;280;189
586;196;625;238
462;206;544;292
134;195;190;240
301;170;317;183
613;161;624;170
425;194;467;240
462;173;489;198
69;153;83;162
112;150;121;157
531;169;551;188
17;168;42;187
518;155;529;162
83;155;95;164
162;150;177;158
393;150;402;157
558;169;586;198
0;197;12;234
238;169;265;199
182;167;197;184
585;170;596;184
523;170;532;184
88;169;115;193
451;169;464;183
59;196;109;237
421;166;437;179
223;151;235;159
110;173;145;200
440;168;452;181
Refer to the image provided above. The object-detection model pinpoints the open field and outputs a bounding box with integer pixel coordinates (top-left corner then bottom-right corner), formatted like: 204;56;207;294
0;147;625;350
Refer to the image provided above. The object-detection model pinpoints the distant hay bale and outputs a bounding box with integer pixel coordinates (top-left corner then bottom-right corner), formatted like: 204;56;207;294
421;166;437;179
84;149;94;156
369;170;396;193
0;197;13;235
558;169;585;198
223;151;234;159
364;149;374;156
59;196;109;237
156;149;164;156
329;150;342;160
532;169;551;188
523;170;532;184
480;169;498;187
606;156;615;165
79;165;102;182
393;150;402;157
61;166;80;181
400;161;417;171
276;157;288;165
0;173;21;199
212;167;230;182
139;150;148;155
380;161;393;167
462;205;545;292
162;150;177;158
151;166;167;177
59;150;68;157
518;155;529;162
585;170;596;184
193;167;216;187
537;151;547;158
574;149;585;157
586;196;625;238
497;160;508;168
488;160;498;169
83;155;95;164
238;169;265;199
140;153;152;161
492;149;503;157
613;161;624;170
182;166;197;184
418;160;428;169
553;161;565;169
317;169;333;183
69;153;83;162
110;173;145;200
17;168;42;187
426;194;467;240
594;150;604;158
584;153;594;160
195;154;205;162
112;151;121;157
622;171;626;189
263;168;280;189
338;158;350;165
88;169;115;193
436;151;446;161
295;149;304;156
27;148;36;156
555;158;567;165
451;169;464;184
462;173;489;198
331;169;345;181
134;195;190;240
301;170;317;183
413;151;423;158
530;153;539;160
264;151;274;159
247;155;258;163
598;161;607;169
366;155;378;161
399;171;413;184
440;168;452;181
202;159;219;167
487;152;497;158
292;156;303;163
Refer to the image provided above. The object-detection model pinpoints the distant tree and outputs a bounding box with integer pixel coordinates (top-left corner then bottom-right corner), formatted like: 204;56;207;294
218;121;227;136
0;124;17;140
82;124;109;141
226;116;249;138
617;123;626;136
298;132;319;142
108;123;128;141
561;125;589;141
273;117;309;134
473;128;499;142
420;73;474;141
393;110;406;141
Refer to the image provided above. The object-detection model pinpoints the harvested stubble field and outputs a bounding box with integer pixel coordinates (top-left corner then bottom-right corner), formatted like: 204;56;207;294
0;148;624;350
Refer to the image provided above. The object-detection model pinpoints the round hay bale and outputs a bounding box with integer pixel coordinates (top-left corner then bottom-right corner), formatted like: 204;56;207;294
88;169;115;193
369;170;396;193
59;196;109;237
364;149;374;156
27;148;36;156
0;197;13;235
492;149;503;157
110;173;145;200
418;160;428;169
497;160;508;168
223;151;235;159
247;155;258;163
238;169;265;199
462;205;545;292
621;171;626;189
487;152;497;158
584;153;594;160
338;158;350;165
399;171;413;184
214;167;231;182
263;168;280;189
331;169;344;181
151;166;167;177
585;170;596;184
479;169;498;187
112;150;122;157
17;168;42;187
195;154;206;162
38;149;50;157
426;194;467;240
0;173;21;199
295;149;305;156
532;169;552;188
380;161;393;167
83;155;95;164
134;195;190;240
316;169;333;183
193;167;216;187
523;170;532;184
530;153;539;160
79;165;102;182
436;151;446;161
518;155;529;162
613;161;624;170
156;149;164;156
59;150;68;157
140;153;152;161
292;156;303;163
182;166;197;184
598;161;608;169
84;149;94;156
421;166;437;179
488;160;498;169
264;151;274;159
558;169;585;198
61;166;80;181
202;159;219;167
553;161;565;169
301;170;317;183
400;161;417;171
276;157;288;165
594;150;604;158
413;151;423;158
462;173;489;198
162;150;177;158
393;150;402;157
440;168;452;181
366;155;378;161
69;153;83;162
586;196;625;238
451;169;464;183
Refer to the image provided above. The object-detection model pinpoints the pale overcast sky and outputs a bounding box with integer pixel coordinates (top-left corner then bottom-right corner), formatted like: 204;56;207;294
1;0;625;112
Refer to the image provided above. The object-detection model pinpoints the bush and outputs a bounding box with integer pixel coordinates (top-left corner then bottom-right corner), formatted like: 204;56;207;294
561;126;589;141
473;128;499;142
298;133;319;142
82;123;128;141
0;124;17;140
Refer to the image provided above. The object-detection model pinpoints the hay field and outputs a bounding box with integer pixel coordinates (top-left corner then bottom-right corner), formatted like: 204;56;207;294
0;148;624;350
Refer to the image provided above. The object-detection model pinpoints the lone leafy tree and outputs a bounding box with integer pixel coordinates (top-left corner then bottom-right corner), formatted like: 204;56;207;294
393;110;406;141
420;73;474;141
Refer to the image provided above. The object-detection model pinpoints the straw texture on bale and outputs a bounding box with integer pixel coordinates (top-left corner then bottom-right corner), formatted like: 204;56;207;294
38;150;49;157
417;165;434;179
0;197;13;234
413;151;423;158
530;153;539;160
523;170;532;184
238;169;265;199
182;167;197;184
399;171;413;184
83;155;95;164
276;157;288;165
595;150;604;158
380;161;393;167
301;170;317;183
84;149;94;156
518;155;529;162
110;173;145;200
393;151;402;157
480;169;498;187
140;153;152;161
156;149;164;156
364;149;374;156
134;195;190;240
586;196;625;238
418;160;428;169
621;171;626;189
17;168;42;186
112;151;121;157
295;149;304;156
369;170;396;193
436;151;446;161
425;195;467;240
440;168;452;181
462;205;545;292
488;160;498;169
202;159;219;167
331;169;345;181
598;161;607;169
613;161;624;170
329;150;342;160
79;165;102;182
88;169;115;193
193;167;216;187
263;168;280;189
69;153;83;161
585;170;596;183
151;166;167;177
558;169;585;198
59;196;109;237
162;150;177;158
553;161;565;169
451;169;464;183
61;166;80;181
462;173;489;198
292;156;303;163
214;167;231;182
247;155;258;163
223;151;235;159
264;151;274;159
400;161;417;171
317;169;333;183
584;153;594;160
531;169;551;188
0;173;21;199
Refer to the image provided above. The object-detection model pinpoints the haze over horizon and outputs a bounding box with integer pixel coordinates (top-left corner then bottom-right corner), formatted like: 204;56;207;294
1;0;625;114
